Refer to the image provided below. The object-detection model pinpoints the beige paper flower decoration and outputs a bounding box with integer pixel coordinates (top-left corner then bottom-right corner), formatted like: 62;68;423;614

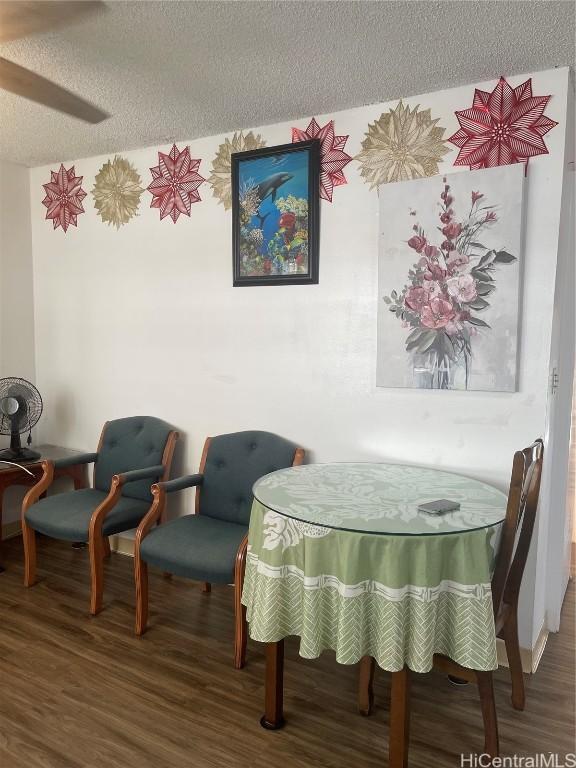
92;155;144;228
356;101;450;189
209;131;266;210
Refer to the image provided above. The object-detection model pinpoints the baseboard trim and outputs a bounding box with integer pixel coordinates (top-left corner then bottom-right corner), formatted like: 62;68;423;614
530;621;549;673
496;620;548;674
2;520;22;540
108;534;135;557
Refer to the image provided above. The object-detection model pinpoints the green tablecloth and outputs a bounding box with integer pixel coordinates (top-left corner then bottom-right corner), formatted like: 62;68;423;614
243;478;504;672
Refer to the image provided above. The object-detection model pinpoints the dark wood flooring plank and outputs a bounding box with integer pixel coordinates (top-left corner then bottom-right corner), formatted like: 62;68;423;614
0;536;573;768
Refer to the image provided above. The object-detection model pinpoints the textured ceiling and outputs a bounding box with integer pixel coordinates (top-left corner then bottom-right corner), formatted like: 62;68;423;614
0;0;574;167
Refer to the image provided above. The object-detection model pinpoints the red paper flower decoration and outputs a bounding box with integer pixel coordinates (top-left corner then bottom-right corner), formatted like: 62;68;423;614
449;77;557;169
41;164;87;232
292;118;352;202
147;143;205;222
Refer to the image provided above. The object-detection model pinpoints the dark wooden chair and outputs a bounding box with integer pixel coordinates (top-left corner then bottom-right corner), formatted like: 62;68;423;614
22;417;178;615
134;430;305;669
358;439;544;759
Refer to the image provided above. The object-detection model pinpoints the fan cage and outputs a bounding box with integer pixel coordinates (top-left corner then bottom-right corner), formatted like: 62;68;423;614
0;377;43;436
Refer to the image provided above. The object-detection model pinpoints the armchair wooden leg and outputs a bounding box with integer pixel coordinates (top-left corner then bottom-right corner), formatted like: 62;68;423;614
502;611;525;711
134;554;149;636
358;656;376;716
103;537;111;559
89;534;104;616
476;671;499;759
202;582;211;593
22;519;37;588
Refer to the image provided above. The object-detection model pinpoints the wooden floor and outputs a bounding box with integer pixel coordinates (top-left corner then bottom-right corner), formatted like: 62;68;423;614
0;536;574;768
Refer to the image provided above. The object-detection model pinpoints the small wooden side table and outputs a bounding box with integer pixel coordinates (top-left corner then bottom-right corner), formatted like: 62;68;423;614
0;444;89;572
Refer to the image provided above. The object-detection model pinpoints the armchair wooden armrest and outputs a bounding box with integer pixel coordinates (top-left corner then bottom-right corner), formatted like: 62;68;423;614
134;474;203;546
22;460;55;516
156;474;204;494
114;464;165;487
89;465;166;541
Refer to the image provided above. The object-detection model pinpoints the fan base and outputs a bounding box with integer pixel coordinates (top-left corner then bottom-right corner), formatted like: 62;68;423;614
0;447;41;462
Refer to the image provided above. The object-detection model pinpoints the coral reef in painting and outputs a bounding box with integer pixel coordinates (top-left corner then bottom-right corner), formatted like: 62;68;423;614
92;156;143;229
147;143;205;223
291;118;351;202
449;76;557;169
356;101;450;188
41;164;87;233
238;182;309;277
210;131;266;210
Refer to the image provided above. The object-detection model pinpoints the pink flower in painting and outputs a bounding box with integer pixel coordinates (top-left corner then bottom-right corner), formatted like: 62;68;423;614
147;143;205;223
445;315;464;335
408;235;427;253
423;244;439;259
446;250;469;269
421;297;456;329
484;211;498;223
439;210;453;224
426;281;444;299
441;221;462;240
441;240;453;251
472;191;483;204
404;286;429;312
41;164;87;232
424;263;446;281
447;274;477;303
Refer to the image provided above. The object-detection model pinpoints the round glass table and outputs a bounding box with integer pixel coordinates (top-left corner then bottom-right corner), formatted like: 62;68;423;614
253;462;507;536
242;461;508;766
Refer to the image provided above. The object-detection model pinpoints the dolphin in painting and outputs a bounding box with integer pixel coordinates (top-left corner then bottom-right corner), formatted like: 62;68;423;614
256;173;293;206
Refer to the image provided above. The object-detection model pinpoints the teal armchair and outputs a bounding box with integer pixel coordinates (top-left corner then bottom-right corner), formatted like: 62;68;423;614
22;416;178;615
134;430;304;668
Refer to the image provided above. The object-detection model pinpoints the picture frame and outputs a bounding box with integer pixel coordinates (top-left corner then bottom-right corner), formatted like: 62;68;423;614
231;139;320;286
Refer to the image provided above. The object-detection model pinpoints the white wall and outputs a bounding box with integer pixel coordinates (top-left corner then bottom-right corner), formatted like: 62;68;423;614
539;72;575;637
0;160;36;524
0;160;36;381
28;67;570;648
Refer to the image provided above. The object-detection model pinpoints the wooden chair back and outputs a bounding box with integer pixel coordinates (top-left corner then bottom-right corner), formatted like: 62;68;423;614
491;439;544;619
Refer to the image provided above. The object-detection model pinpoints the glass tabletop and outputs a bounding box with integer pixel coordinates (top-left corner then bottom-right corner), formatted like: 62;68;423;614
253;462;507;535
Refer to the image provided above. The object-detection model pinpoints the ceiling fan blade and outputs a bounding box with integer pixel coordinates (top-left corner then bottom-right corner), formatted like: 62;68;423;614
0;1;106;43
0;57;109;123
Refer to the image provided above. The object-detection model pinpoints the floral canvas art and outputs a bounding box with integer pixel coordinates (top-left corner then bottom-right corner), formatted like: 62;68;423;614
377;164;524;391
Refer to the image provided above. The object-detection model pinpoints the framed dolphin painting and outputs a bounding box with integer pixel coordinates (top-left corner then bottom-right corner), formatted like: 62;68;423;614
231;139;320;286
